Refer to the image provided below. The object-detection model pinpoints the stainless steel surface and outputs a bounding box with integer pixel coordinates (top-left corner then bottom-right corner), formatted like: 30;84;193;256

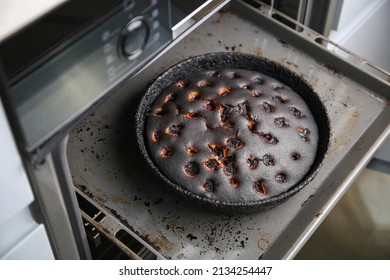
172;0;230;39
67;0;390;259
9;1;171;152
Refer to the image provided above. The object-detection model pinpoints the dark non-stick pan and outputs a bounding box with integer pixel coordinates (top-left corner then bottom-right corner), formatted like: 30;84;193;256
136;52;330;213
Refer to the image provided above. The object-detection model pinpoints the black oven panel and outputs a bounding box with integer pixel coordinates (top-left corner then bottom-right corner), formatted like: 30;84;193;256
8;0;171;152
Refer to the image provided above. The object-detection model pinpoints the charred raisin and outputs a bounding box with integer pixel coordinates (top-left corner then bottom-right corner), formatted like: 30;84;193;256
202;179;215;193
253;180;267;195
183;161;200;177
275;172;287;183
289;107;305;118
274;117;289;128
204;158;220;172
261;154;275;166
247;156;259;170
261;102;274;113
166;123;184;136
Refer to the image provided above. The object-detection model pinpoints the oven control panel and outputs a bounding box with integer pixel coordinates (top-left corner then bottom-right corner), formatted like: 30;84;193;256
10;0;172;151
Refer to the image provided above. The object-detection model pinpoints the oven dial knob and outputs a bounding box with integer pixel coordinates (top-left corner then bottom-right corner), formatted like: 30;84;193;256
119;17;149;60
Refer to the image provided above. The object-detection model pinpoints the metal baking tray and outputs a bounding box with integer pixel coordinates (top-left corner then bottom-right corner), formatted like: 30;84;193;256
66;0;390;259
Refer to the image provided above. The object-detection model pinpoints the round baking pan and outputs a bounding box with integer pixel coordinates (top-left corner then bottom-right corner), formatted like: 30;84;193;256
136;52;330;213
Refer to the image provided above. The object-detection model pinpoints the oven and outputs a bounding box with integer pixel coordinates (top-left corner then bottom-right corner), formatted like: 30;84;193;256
1;0;389;260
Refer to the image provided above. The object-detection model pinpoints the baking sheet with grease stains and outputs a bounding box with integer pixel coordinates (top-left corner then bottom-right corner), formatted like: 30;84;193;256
67;1;390;259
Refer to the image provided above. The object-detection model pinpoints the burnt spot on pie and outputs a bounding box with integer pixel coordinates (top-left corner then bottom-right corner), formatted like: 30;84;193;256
229;175;239;188
207;144;224;158
251;91;262;97
236;101;249;116
275;172;287;183
247;156;259;170
175;80;188;88
289;107;305;118
184;145;198;157
197;80;213;87
291;152;301;161
247;119;257;133
261;102;274;113
274;95;287;103
253;180;267;195
152;107;165;117
165;123;184;136
223;162;238;177
204;99;219;111
274;117;289;128
261;154;275;166
152;132;161;142
202;179;215;193
183;161;200;177
164;93;175;103
225;131;243;149
204;158;220;172
183;111;200;119
188;91;201;102
256;132;279;144
218;88;232;96
160;147;173;158
296;127;311;141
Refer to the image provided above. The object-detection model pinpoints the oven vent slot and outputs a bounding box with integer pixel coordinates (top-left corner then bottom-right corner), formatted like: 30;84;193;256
115;230;157;260
75;192;158;259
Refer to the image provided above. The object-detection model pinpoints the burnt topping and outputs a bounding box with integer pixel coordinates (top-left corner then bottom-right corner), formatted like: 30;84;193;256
291;152;301;160
160;147;173;158
251;91;262;97
247;156;259;170
261;154;275;166
184;146;198;157
164;93;175;103
218;88;232;96
229;176;239;188
183;112;200;119
166;123;184;136
223;162;238;177
204;99;218;111
289;107;305;118
253;180;267;195
202;179;215;193
225;132;243;149
236;101;249;116
188;91;201;101
256;132;279;145
204;158;220;172
275;172;287;183
207;144;224;158
261;102;274;113
183;161;200;177
152;132;160;142
297;127;311;141
274;117;289;128
274;95;287;103
152;107;165;117
175;80;188;88
247;119;257;133
197;80;213;87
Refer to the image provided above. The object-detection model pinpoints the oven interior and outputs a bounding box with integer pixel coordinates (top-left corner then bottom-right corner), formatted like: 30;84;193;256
64;0;389;259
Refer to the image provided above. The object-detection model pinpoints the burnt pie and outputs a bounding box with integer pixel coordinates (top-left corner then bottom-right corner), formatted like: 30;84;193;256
144;68;319;204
